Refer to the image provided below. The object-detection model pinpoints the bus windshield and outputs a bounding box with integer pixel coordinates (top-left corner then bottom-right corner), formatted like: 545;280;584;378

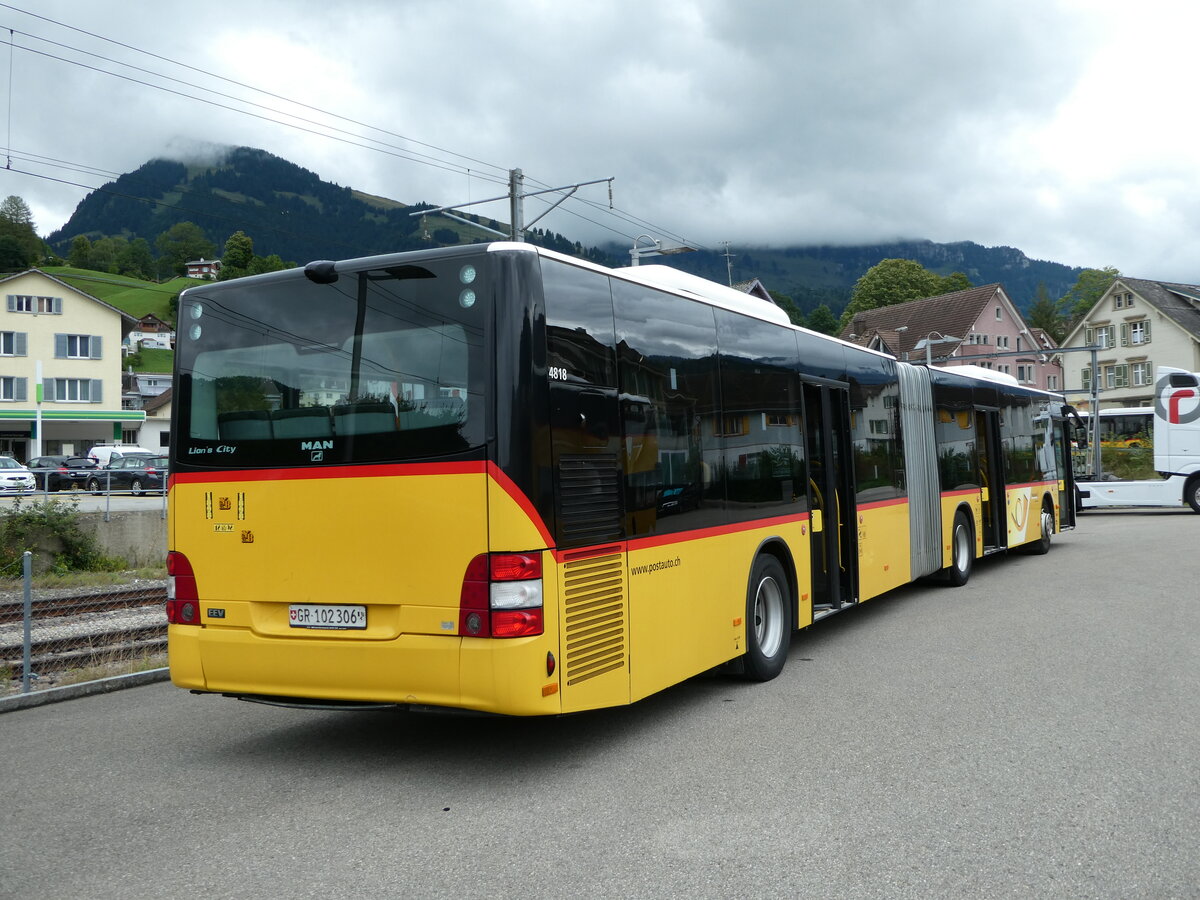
175;253;489;467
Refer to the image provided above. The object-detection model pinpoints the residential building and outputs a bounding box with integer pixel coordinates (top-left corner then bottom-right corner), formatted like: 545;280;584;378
840;283;1062;391
138;386;172;451
1;268;145;461
185;258;222;280
1060;278;1200;408
125;313;175;351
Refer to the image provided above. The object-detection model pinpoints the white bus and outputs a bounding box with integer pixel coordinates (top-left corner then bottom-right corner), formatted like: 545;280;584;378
1075;367;1200;512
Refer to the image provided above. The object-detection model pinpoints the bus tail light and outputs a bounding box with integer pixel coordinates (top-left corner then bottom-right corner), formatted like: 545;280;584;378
166;550;202;625
459;552;544;638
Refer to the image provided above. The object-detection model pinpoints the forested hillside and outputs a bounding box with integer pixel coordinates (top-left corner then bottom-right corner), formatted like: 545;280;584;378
45;145;1084;314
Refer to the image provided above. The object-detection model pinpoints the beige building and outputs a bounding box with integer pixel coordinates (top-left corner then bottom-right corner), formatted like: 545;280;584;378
1060;278;1200;409
1;268;144;461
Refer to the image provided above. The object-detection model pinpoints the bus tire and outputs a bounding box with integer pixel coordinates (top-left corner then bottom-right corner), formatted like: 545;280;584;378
944;511;974;587
1021;500;1053;555
743;554;791;682
1186;476;1200;514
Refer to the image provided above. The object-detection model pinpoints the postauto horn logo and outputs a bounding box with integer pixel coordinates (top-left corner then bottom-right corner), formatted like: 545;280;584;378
1155;374;1200;425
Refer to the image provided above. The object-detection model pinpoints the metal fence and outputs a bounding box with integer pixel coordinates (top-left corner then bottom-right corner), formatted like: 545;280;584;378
1;551;168;698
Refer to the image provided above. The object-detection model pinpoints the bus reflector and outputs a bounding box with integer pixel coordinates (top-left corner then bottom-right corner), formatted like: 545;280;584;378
166;550;201;625
459;552;544;638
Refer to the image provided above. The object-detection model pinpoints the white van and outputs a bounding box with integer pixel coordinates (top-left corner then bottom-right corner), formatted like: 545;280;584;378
86;444;156;467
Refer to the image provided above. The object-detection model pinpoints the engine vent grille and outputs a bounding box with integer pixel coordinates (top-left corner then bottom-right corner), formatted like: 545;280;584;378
562;551;626;686
557;454;622;547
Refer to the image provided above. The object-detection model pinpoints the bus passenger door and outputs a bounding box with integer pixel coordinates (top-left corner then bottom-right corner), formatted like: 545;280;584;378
804;381;858;613
975;408;1006;551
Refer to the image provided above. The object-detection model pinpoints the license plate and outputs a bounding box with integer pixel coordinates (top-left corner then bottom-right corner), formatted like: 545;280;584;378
288;604;367;630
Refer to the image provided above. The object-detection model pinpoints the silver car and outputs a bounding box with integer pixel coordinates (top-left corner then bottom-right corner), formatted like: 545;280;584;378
0;456;36;494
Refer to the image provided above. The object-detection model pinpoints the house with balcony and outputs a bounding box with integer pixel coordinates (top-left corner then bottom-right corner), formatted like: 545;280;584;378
1059;278;1200;409
840;283;1062;391
1;269;146;461
184;258;222;280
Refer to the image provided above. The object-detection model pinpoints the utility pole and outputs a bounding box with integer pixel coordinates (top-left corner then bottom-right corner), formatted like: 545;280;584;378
721;241;735;286
412;169;612;243
508;168;524;242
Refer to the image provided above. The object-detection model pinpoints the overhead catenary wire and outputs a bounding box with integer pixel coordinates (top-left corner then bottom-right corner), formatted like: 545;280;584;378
0;6;726;267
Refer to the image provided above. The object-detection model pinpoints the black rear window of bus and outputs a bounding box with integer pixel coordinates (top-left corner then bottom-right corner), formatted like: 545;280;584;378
176;254;488;466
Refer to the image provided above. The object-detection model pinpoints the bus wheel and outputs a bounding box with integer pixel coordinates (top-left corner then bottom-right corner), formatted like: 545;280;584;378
1021;501;1053;555
743;555;791;681
1187;476;1200;513
944;512;974;587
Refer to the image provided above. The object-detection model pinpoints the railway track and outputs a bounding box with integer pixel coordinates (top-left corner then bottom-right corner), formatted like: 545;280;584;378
1;584;168;682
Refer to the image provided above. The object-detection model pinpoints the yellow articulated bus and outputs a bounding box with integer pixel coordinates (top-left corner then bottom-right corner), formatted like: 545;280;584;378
167;243;1076;715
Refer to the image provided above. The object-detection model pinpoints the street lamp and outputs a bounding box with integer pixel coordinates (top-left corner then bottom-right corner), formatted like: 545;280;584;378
912;331;960;367
630;234;696;266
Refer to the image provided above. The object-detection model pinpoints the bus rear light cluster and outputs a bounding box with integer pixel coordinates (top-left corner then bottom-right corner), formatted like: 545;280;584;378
166;550;202;625
459;552;544;638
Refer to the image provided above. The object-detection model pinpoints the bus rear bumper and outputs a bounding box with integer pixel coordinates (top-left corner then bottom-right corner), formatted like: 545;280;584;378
167;625;562;716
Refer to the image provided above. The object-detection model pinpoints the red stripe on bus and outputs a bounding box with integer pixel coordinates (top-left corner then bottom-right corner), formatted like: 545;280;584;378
171;461;487;484
627;512;811;552
856;497;908;511
485;462;554;546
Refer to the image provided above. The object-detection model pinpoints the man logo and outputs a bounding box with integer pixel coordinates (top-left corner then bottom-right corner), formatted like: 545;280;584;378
301;440;333;450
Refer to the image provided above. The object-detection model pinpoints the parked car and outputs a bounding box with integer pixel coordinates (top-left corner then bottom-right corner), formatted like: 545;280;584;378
84;444;156;467
26;455;100;492
87;454;169;496
0;456;37;494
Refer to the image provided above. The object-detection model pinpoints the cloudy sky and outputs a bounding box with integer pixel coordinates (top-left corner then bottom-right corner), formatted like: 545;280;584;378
3;0;1199;280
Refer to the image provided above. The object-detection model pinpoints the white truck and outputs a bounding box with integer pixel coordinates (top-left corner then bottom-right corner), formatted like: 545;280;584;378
1076;366;1200;512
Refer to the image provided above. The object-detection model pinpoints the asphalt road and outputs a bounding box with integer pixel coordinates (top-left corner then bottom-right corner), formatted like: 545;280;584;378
2;509;1197;899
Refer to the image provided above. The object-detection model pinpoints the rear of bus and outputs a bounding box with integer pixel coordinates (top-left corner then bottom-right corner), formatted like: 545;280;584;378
167;245;564;714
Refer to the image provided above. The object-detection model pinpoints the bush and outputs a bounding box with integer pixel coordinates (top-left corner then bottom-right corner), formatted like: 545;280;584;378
0;499;126;575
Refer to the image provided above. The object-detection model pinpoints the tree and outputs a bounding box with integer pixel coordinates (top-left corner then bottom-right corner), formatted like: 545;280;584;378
155;221;215;277
118;238;155;280
222;230;254;271
940;271;973;293
89;235;126;273
68;235;94;269
1059;266;1120;325
807;304;840;336
839;259;948;331
768;290;805;327
1027;282;1066;343
0;195;43;268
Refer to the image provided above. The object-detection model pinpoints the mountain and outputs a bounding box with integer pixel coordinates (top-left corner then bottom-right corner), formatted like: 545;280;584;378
47;146;1082;314
632;240;1082;316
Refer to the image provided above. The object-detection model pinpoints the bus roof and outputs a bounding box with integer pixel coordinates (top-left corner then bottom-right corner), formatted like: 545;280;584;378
486;242;793;327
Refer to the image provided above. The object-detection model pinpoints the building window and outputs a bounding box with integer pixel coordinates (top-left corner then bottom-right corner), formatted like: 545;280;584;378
1086;325;1116;349
46;378;103;403
6;294;62;314
1131;361;1154;386
1123;320;1151;346
995;307;1002;320
967;333;989;345
1114;292;1135;309
1047;374;1059;390
0;376;28;401
0;331;27;356
869;418;889;435
719;415;748;436
56;334;103;359
999;364;1011;374
996;335;1010;349
1103;364;1129;389
1081;367;1092;392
